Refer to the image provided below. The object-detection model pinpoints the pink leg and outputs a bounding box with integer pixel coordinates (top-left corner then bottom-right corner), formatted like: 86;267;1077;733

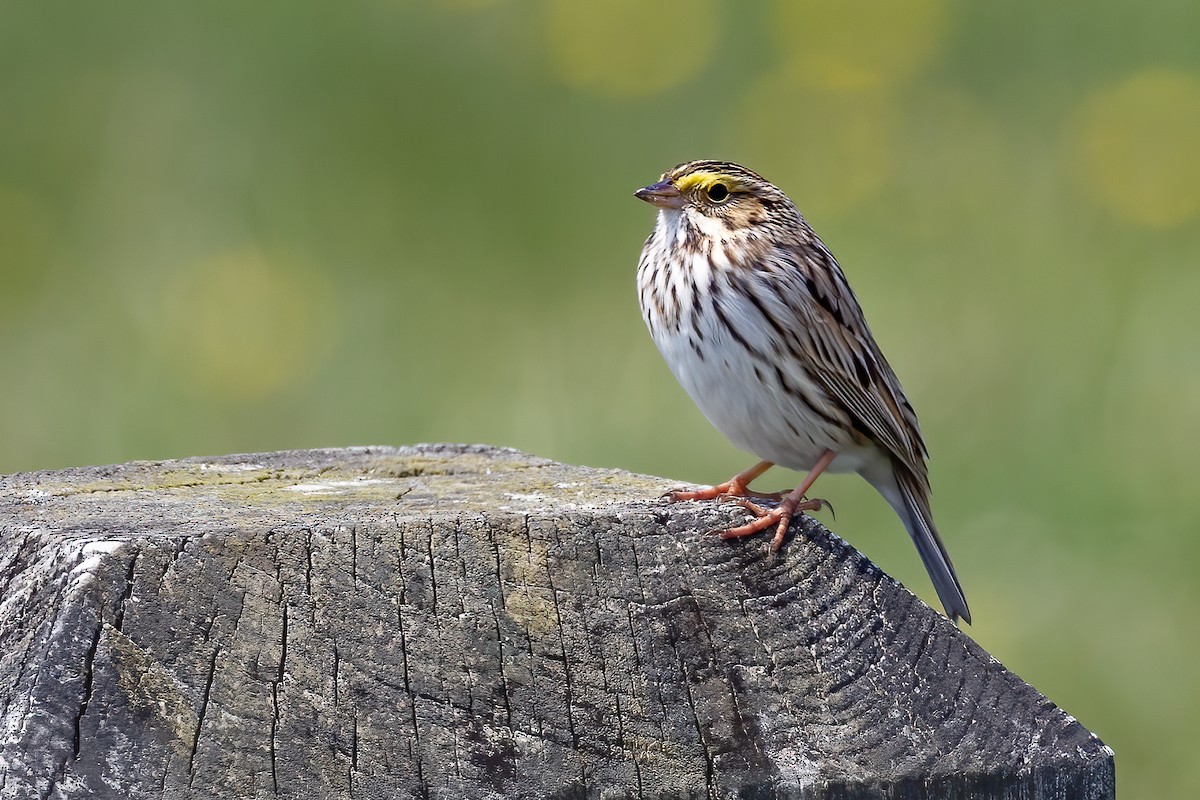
719;449;837;551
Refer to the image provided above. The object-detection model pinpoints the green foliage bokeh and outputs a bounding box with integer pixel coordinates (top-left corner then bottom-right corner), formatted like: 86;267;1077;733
2;2;1198;795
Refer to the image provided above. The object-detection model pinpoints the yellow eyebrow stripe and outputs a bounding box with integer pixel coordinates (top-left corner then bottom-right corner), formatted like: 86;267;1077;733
673;171;743;194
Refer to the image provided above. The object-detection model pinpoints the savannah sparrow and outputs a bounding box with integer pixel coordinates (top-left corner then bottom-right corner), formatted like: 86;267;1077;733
635;160;970;624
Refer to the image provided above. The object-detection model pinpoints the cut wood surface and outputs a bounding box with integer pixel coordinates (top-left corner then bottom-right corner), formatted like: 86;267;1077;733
0;445;1113;799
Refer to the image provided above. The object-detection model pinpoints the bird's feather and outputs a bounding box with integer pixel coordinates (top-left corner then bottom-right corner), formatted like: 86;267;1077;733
778;238;930;483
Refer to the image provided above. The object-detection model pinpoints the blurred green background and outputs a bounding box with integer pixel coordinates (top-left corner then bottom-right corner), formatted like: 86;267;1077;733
2;1;1197;794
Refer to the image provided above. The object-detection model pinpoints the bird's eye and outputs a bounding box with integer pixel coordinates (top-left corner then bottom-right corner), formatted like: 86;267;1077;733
706;182;730;203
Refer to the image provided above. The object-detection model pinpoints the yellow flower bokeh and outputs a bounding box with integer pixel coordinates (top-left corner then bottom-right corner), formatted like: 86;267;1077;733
0;186;55;315
771;0;950;91
1076;68;1200;228
737;74;899;214
159;249;336;401
437;0;499;10
544;0;717;96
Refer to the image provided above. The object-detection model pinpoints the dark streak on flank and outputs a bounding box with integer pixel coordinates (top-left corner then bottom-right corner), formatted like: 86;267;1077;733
742;283;790;345
712;297;758;358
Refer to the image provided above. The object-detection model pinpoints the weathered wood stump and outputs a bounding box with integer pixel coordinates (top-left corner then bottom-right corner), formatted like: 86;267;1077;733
0;445;1113;799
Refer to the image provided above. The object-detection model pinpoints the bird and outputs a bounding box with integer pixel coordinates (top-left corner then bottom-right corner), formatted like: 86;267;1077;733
634;159;970;624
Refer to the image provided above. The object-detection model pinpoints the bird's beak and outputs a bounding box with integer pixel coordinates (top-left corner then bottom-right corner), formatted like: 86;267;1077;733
634;179;684;209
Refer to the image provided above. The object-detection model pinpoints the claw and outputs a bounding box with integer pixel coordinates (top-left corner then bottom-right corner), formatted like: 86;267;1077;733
812;498;834;520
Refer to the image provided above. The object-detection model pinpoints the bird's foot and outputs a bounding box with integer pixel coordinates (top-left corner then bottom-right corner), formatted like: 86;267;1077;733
717;496;829;551
664;483;787;503
663;459;779;503
663;483;733;502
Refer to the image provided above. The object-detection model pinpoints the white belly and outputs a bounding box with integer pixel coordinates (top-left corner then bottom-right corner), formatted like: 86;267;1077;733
646;289;874;475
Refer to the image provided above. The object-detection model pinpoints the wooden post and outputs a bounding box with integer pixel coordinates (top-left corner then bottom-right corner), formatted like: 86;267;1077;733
0;445;1113;799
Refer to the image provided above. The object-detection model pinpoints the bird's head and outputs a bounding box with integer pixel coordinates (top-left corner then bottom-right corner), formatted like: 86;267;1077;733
634;160;796;238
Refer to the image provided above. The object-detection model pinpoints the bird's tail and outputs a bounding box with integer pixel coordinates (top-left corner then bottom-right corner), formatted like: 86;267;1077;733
881;468;971;625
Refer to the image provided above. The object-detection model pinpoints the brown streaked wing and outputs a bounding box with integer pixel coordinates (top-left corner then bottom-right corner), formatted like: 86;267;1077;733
781;243;930;482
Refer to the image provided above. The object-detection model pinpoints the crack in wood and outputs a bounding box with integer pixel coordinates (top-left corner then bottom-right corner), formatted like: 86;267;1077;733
394;588;425;789
113;552;138;633
304;528;314;597
71;617;103;758
188;645;221;786
332;644;340;707
269;602;288;794
678;658;717;800
543;531;579;751
486;525;514;733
